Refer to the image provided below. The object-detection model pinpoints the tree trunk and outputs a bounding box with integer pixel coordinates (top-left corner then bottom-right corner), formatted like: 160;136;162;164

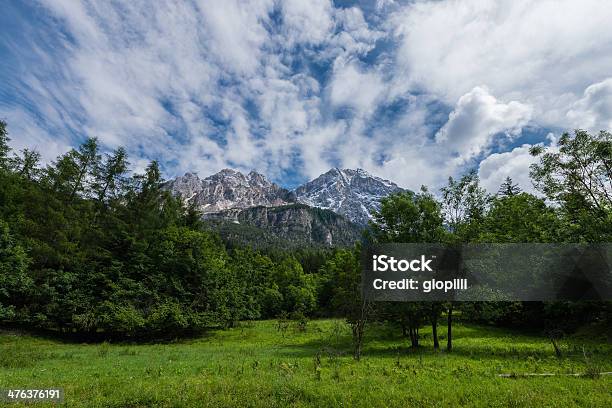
432;306;439;350
352;300;368;361
70;166;88;202
447;303;453;352
431;316;440;350
550;337;562;358
353;320;364;360
409;326;419;348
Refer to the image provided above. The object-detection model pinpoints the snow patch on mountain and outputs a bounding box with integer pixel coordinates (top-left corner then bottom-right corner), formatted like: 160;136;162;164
165;169;295;213
293;168;404;225
166;167;404;225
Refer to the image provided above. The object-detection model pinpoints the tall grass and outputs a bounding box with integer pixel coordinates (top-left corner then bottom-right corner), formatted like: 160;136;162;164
0;320;610;407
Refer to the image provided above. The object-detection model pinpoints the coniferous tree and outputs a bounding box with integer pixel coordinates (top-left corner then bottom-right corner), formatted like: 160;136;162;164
497;176;521;197
94;147;128;205
14;149;42;180
0;120;11;171
0;221;32;321
69;137;101;201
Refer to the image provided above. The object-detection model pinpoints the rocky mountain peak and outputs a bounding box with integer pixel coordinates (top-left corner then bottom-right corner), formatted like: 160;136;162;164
247;170;269;186
294;168;404;225
165;168;295;213
165;167;404;226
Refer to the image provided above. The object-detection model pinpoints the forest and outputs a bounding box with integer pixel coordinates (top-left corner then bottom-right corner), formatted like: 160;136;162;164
0;120;611;352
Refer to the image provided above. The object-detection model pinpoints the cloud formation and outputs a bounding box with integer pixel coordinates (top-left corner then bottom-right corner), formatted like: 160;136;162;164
567;78;612;132
1;0;611;193
436;87;532;164
478;144;540;196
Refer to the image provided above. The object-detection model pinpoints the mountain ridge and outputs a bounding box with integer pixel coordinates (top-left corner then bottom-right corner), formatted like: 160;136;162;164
164;168;295;214
294;167;404;225
165;167;405;226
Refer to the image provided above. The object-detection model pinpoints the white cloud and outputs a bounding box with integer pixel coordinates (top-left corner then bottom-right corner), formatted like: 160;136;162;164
1;107;72;164
2;0;610;195
1;0;387;183
329;62;386;115
280;0;334;46
298;122;345;179
196;0;275;75
331;7;383;56
567;78;612;132
390;0;612;130
478;144;540;195
435;87;532;164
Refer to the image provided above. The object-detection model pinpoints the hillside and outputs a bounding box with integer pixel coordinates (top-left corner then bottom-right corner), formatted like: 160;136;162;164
204;204;363;249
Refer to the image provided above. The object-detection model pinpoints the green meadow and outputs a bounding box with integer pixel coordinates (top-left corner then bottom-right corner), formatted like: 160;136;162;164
1;320;610;407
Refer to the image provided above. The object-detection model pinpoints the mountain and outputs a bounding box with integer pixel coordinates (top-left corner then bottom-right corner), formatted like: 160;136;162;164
294;168;404;225
165;167;404;246
204;204;362;249
165;169;295;213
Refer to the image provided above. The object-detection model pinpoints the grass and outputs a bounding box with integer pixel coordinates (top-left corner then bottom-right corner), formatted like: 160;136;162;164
0;320;611;407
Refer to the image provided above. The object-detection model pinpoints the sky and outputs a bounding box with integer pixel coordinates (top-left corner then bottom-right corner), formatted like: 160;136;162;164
1;0;612;193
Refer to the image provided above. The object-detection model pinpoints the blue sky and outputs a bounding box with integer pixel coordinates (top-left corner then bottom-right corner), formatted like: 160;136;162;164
1;0;612;193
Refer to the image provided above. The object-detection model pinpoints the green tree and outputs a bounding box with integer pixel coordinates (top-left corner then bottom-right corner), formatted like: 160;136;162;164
370;188;446;348
371;188;446;243
530;129;612;242
528;130;612;332
325;245;370;360
0;221;32;321
478;193;562;243
272;257;317;315
13;149;42;180
440;171;489;351
497;176;521;197
441;170;490;242
93;147;128;205
44;137;101;202
0;120;10;171
231;248;276;318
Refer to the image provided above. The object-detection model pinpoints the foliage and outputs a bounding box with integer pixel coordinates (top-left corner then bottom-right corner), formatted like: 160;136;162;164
0;124;319;337
497;176;521;197
322;245;371;359
477;193;563;243
369;188;446;348
530;129;612;242
370;188;446;243
441;170;490;242
0;221;32;321
0;121;610;344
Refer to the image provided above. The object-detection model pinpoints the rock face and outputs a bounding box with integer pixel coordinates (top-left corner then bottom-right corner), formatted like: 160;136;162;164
165;167;405;246
165;169;295;213
205;204;362;248
294;168;404;225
